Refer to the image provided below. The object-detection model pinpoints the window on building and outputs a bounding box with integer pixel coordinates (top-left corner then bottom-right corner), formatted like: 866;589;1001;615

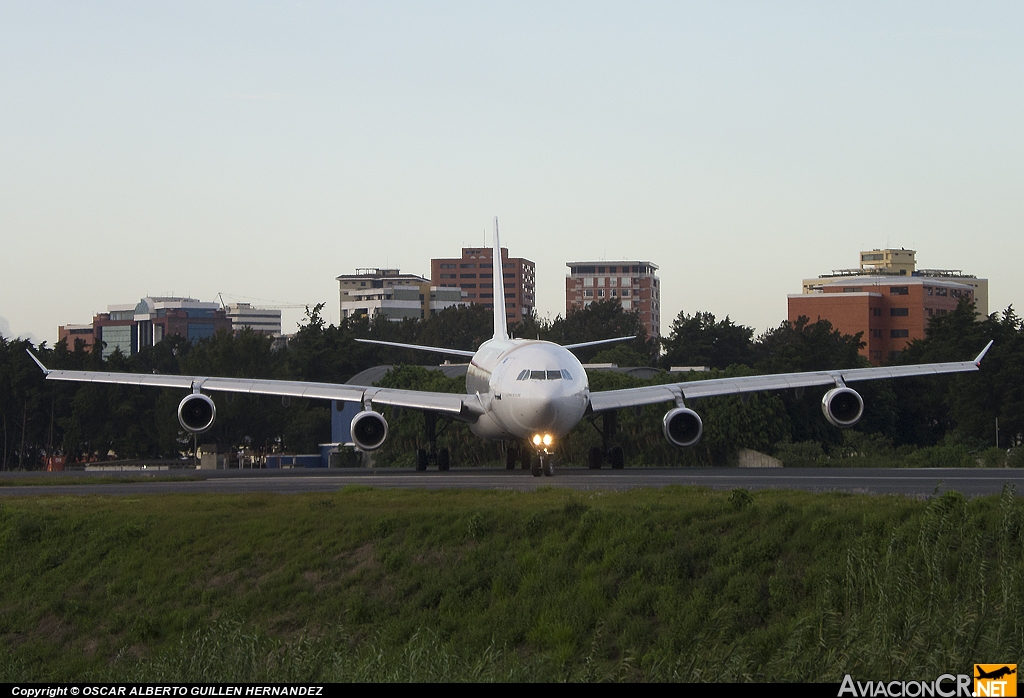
871;329;883;338
843;287;862;293
872;308;882;316
890;286;909;295
926;286;933;296
584;290;593;297
460;263;475;268
597;290;604;297
460;274;476;278
622;289;630;297
891;329;909;338
936;288;947;296
890;308;909;316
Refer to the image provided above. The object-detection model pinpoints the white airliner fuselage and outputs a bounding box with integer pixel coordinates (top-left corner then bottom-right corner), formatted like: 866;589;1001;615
465;337;590;446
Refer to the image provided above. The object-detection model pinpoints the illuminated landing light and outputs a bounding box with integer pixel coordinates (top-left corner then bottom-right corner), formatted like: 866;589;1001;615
532;433;554;448
542;434;553;446
532;434;542;446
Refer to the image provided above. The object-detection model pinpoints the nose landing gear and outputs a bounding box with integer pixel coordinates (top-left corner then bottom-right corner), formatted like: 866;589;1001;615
530;452;554;477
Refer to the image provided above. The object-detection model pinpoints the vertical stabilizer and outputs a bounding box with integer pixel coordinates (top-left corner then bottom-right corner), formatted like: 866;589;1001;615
492;216;508;340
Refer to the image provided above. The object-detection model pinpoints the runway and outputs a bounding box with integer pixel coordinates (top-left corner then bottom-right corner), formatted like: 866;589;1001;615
1;467;1023;497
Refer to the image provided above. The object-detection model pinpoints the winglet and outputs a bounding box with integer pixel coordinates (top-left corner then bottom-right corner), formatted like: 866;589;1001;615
25;349;50;375
974;340;994;367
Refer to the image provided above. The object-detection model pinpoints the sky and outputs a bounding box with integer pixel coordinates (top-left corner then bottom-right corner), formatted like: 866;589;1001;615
2;1;1022;345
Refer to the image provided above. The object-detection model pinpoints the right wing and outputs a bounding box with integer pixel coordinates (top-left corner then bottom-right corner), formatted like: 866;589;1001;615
587;341;993;412
27;352;484;420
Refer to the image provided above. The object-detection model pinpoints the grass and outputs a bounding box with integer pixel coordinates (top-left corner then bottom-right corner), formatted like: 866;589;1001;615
1;486;1022;681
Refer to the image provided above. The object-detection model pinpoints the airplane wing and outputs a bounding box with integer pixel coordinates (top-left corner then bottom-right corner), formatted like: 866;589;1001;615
353;338;476;358
587;341;993;412
26;352;484;419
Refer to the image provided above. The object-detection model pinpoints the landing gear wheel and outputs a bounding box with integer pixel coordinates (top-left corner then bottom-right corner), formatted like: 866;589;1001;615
542;455;555;477
530;454;542;477
588;446;603;470
438;448;450;471
610;447;625;470
416;449;428;471
505;446;518;470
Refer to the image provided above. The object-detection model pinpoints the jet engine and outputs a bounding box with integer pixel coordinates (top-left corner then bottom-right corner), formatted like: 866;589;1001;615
351;410;389;451
663;407;704;447
178;393;216;434
821;387;864;428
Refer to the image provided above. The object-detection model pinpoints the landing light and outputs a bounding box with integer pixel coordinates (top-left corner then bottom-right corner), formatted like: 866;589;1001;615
543;434;553;446
532;434;542;446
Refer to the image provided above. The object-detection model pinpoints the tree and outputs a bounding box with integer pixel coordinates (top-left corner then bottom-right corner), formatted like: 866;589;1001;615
660;311;755;370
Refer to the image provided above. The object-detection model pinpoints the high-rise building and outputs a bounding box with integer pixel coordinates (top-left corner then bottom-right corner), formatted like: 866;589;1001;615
76;297;232;358
792;248;987;365
337;268;463;322
431;247;535;325
565;261;661;337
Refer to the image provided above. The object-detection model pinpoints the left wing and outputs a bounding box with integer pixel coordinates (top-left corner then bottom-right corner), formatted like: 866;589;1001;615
587;341;993;412
27;352;484;420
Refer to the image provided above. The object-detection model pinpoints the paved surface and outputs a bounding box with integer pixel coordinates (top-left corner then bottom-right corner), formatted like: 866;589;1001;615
1;467;1023;497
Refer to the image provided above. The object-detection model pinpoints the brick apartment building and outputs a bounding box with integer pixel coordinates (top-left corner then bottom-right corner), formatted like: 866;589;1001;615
789;278;974;364
565;261;661;337
431;247;535;325
791;248;985;365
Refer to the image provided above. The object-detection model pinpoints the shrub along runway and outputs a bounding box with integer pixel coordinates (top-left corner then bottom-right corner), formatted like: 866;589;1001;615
2;466;1024;496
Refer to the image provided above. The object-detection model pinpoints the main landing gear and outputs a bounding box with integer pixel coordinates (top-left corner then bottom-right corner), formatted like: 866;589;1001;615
587;410;625;470
415;412;450;472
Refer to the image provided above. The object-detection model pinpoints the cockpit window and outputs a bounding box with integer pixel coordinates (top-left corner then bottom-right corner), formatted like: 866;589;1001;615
546;370;562;380
516;369;529;381
561;370;573;381
530;370;546;380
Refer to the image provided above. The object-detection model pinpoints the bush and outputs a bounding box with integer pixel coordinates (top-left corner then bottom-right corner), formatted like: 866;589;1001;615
775;441;824;467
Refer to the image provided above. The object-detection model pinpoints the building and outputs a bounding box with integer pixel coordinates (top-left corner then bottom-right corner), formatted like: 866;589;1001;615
431;247;535;325
89;297;232;358
792;248;986;365
802;248;988;317
57;324;97;352
337;268;463;322
224;303;282;336
565;261;661;337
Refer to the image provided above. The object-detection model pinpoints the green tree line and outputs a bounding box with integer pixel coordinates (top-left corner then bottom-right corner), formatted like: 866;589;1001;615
0;298;1019;469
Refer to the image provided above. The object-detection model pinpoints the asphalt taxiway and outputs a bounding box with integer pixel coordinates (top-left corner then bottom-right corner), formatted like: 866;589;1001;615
1;467;1023;497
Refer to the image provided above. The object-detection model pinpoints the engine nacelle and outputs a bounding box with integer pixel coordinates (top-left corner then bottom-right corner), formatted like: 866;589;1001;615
351;410;389;451
821;387;864;428
178;393;216;434
663;407;704;447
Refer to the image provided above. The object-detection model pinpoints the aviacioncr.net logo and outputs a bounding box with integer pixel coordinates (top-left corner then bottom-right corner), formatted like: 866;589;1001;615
839;674;973;697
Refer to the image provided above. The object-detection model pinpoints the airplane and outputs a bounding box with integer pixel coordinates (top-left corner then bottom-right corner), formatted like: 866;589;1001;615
28;218;993;477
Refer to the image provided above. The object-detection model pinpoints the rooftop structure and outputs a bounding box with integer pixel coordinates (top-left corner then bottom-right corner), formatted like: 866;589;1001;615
565;261;661;337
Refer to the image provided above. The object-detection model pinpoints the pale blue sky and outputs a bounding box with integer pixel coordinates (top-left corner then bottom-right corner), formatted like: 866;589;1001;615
2;2;1022;344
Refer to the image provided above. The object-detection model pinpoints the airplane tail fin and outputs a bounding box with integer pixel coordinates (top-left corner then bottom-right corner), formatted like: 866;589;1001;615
492;217;508;341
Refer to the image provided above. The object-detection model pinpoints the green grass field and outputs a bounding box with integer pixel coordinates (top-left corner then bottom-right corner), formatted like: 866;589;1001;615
1;485;1022;682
